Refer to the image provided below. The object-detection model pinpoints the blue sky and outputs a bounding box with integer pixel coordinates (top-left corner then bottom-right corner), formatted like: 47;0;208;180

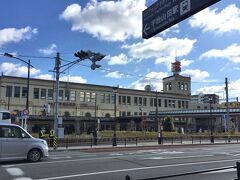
0;0;240;100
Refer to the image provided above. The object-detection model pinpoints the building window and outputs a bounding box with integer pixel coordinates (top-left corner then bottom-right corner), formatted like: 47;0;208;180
33;88;39;99
181;83;184;90
58;90;63;100
111;94;115;104
22;87;27;98
91;92;96;103
6;86;12;97
169;82;172;90
134;97;138;105
178;100;181;108
48;89;53;100
80;92;85;102
172;100;175;108
164;99;168;107
166;83;169;91
70;90;76;101
182;101;185;108
134;112;138;116
100;93;105;103
185;83;188;90
154;98;157;107
14;86;20;98
41;89;46;99
86;92;91;102
168;100;172;107
150;98;154;107
178;82;181;90
118;95;122;105
186;101;189;109
65;89;70;101
122;96;126;105
127;96;131;105
127;112;131;116
143;98;147;106
139;97;142;106
158;99;161;107
105;94;110;104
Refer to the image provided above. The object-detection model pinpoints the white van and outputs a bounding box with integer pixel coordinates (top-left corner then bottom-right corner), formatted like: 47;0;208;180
0;122;48;162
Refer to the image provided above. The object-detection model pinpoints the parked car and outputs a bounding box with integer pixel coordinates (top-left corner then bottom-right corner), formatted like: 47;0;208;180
0;122;48;162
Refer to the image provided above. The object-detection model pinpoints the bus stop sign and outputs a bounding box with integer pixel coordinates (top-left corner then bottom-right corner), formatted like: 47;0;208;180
142;0;221;39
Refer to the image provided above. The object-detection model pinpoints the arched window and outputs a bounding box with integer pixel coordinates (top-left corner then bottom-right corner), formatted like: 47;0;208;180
85;112;91;117
105;113;111;118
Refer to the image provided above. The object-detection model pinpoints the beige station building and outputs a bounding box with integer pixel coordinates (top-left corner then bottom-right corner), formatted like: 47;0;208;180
0;61;238;134
0;70;193;134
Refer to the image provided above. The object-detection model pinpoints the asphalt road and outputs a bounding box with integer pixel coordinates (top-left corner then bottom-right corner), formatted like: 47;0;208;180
1;144;240;180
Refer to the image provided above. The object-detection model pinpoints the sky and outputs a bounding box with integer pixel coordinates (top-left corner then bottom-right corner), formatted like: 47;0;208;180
0;0;240;101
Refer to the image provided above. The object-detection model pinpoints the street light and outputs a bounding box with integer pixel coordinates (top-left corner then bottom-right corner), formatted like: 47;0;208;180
4;53;33;129
112;86;118;146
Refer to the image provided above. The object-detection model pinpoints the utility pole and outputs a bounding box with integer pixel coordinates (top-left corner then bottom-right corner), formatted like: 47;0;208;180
156;91;162;144
54;52;61;138
225;77;230;132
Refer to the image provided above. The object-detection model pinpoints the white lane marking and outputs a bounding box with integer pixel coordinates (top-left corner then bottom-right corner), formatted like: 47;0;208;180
50;156;72;160
36;159;240;180
50;154;96;158
202;168;236;174
109;153;124;156
144;155;214;160
6;168;25;176
14;178;33;180
0;153;216;168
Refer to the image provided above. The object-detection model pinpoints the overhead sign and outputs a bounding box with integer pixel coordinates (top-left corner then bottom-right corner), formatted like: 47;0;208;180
142;0;221;39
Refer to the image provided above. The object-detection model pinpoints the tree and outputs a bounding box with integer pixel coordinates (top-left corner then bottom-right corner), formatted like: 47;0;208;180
163;117;175;131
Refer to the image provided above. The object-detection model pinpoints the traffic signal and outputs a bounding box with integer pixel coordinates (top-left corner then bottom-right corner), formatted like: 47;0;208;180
91;53;105;62
91;62;101;70
74;50;90;60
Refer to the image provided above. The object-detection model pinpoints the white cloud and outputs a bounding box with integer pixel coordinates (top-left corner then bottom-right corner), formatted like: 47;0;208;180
0;26;37;47
181;59;193;68
129;71;168;90
38;44;57;56
194;79;240;99
60;0;146;41
107;53;130;65
35;74;53;80
200;43;240;63
181;69;210;81
105;71;124;79
60;75;87;83
189;4;240;34
0;62;40;77
122;36;196;69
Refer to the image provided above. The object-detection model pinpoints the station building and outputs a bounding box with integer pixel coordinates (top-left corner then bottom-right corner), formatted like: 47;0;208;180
0;61;238;134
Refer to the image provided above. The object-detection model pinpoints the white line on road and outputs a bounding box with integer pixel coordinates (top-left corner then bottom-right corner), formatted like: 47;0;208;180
6;168;24;176
144;154;213;160
2;153;214;168
36;158;240;180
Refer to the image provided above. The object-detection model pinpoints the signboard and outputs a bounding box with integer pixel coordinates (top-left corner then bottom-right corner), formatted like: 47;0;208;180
142;0;221;39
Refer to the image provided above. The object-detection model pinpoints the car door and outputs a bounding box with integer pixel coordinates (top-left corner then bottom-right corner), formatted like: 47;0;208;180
1;125;27;160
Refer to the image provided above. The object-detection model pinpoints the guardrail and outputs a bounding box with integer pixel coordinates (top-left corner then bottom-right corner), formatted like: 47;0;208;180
43;135;240;149
125;162;240;180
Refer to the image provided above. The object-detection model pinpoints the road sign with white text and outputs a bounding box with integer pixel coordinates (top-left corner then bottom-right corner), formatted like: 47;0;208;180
142;0;220;39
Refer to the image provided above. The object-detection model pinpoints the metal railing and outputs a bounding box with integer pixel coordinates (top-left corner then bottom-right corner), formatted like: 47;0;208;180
43;135;240;149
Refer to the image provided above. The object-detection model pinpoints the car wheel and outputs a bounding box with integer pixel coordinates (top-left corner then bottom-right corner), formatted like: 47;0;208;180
27;149;42;162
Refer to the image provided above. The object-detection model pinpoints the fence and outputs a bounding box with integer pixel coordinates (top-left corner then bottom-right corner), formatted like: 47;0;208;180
44;135;240;149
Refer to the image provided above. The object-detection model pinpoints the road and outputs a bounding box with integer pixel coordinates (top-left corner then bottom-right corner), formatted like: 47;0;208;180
1;144;240;180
